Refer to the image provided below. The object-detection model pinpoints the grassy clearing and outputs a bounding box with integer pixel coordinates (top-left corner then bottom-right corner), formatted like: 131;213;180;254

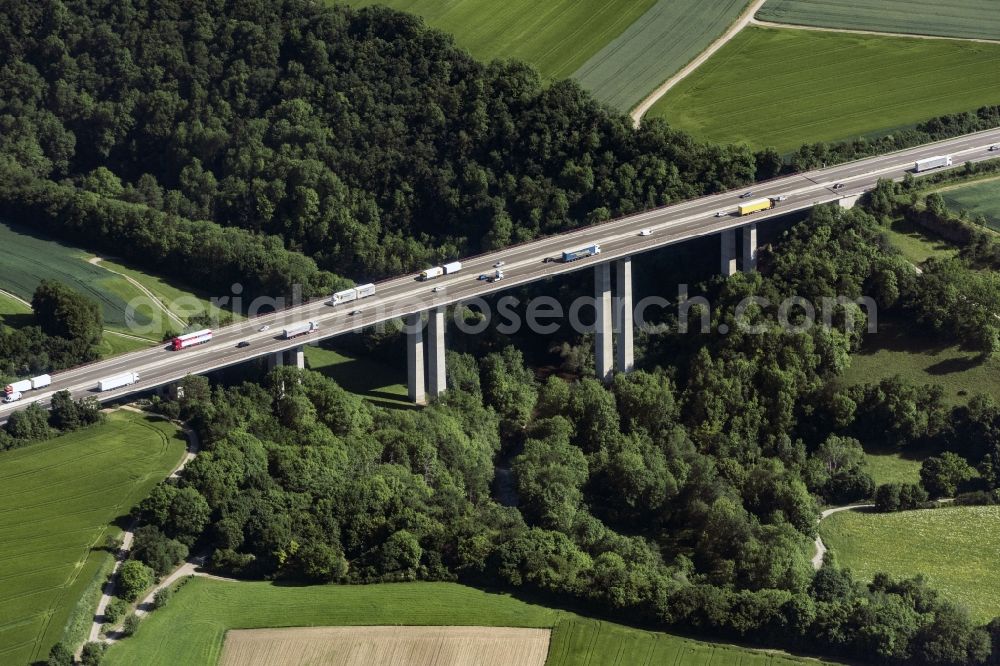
0;411;185;664
304;344;411;408
96;331;156;357
862;449;926;486
758;0;1000;42
820;505;1000;623
938;175;1000;231
338;0;655;82
572;0;749;111
842;317;1000;405
103;578;839;666
881;219;959;265
648;27;1000;152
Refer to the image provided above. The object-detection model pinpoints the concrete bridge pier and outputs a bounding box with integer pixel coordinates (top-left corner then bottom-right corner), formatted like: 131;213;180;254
291;345;305;370
595;263;613;383
405;313;426;405
614;258;634;374
267;351;284;371
742;223;758;273
721;229;737;277
428;307;447;398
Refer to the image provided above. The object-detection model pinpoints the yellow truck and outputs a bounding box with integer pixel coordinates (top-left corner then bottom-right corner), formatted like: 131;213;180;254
738;198;774;216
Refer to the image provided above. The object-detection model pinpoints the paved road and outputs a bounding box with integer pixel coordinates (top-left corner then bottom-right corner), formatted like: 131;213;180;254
3;128;1000;419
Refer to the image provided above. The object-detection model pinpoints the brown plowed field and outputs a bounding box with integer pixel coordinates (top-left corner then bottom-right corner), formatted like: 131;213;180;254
218;626;551;666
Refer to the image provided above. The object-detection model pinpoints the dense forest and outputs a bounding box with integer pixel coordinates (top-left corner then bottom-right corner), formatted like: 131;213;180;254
117;203;999;665
2;0;996;299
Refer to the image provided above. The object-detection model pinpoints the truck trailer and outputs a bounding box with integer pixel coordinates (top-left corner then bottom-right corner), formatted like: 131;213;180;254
560;244;601;262
420;261;463;281
98;372;140;392
171;329;213;351
5;379;31;394
914;155;952;172
738;198;774;216
282;321;318;339
329;283;376;306
5;374;53;395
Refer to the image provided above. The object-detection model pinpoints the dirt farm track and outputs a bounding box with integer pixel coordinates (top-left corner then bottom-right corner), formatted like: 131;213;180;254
218;626;551;666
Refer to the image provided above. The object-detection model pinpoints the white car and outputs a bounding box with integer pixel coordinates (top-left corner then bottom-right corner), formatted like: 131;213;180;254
258;324;270;332
715;211;726;218
493;260;505;268
990;145;999;151
639;228;652;236
432;286;443;292
350;309;362;316
774;195;788;201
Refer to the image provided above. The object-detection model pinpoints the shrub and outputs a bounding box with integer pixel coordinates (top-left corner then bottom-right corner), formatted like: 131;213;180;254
103;597;129;625
153;586;172;610
121;613;140;637
117;560;154;602
46;642;72;666
80;641;106;666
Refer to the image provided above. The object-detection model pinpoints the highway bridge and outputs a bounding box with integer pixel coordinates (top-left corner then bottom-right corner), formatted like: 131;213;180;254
3;127;999;416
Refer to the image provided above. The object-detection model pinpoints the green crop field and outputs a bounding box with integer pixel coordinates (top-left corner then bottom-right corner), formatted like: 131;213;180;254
0;221;236;349
938;176;1000;231
573;0;749;111
338;0;656;83
648;27;1000;153
758;0;1000;42
103;578;838;666
841;317;1000;406
820;505;1000;623
0;411;186;664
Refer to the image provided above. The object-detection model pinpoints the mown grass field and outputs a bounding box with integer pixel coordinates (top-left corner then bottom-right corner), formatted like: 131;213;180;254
0;411;185;665
572;0;749;111
304;344;411;408
338;0;655;82
820;505;1000;623
103;579;839;666
938;175;1000;231
649;27;1000;152
842;317;1000;405
758;0;1000;41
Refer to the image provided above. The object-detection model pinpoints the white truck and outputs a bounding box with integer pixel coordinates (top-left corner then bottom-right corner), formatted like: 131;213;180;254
329;283;375;306
914;155;952;172
282;321;318;339
4;374;51;396
98;372;140;392
5;379;31;394
420;261;463;281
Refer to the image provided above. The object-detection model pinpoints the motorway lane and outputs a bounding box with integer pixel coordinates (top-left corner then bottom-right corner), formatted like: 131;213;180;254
3;128;1000;417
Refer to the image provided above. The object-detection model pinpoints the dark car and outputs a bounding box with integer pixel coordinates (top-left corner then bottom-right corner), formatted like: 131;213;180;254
237;340;250;348
740;191;754;198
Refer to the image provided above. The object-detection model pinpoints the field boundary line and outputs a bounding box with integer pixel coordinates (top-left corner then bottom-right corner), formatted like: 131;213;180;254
88;256;187;329
750;17;1000;45
629;0;766;127
0;288;32;309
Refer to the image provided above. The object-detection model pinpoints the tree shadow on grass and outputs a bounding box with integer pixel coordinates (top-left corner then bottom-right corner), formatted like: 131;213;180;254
0;312;34;329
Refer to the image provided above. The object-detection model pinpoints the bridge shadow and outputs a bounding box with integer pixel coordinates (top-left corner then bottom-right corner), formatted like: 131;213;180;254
305;342;415;410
